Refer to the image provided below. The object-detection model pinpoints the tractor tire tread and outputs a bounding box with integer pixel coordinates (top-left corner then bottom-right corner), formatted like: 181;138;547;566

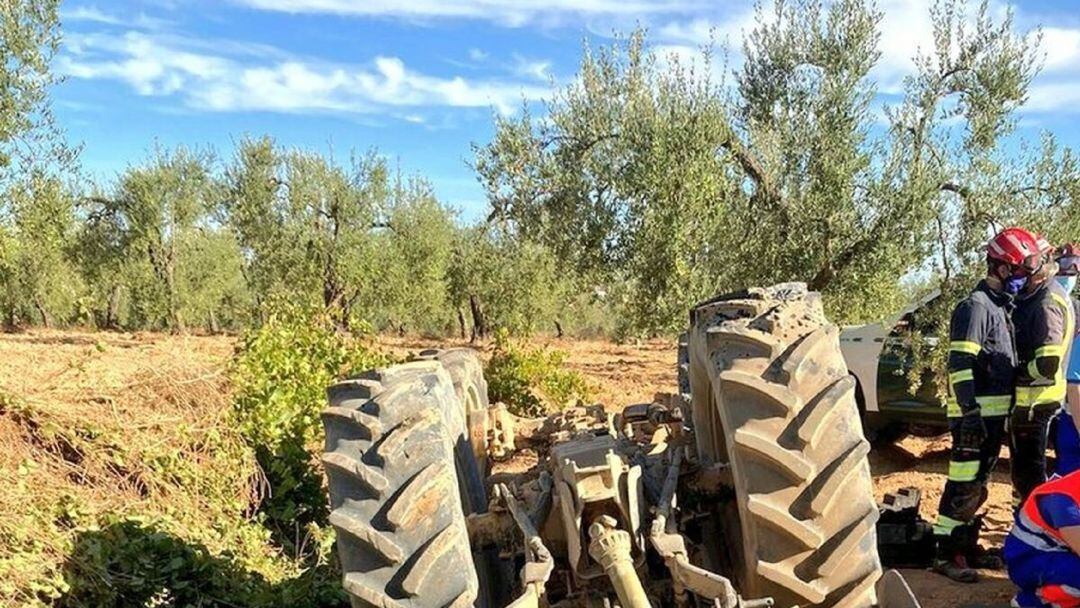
687;284;882;607
323;365;478;608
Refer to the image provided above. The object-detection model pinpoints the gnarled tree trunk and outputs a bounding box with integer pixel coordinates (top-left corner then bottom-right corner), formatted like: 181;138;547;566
33;296;52;328
468;294;487;343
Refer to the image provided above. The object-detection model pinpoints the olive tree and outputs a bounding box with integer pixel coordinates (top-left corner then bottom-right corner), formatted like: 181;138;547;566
0;0;81;328
447;225;569;339
367;177;458;334
80;147;248;332
476;0;1057;334
0;0;73;179
223;138;390;328
0;172;81;327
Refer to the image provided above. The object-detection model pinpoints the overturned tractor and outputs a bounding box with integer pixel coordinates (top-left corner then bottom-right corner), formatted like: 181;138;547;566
320;284;921;608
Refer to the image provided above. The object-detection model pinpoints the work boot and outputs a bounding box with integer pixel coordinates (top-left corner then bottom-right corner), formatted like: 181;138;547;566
933;531;979;583
965;517;1004;570
932;554;980;583
968;546;1004;570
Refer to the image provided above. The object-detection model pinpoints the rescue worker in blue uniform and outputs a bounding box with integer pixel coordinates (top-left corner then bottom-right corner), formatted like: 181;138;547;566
1052;244;1080;477
1005;469;1080;607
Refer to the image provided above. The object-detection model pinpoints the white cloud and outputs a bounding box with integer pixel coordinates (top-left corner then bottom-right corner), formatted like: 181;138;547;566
61;5;170;30
62;6;124;25
58;31;548;115
1041;27;1080;73
1026;83;1080;114
59;0;1080;120
1023;26;1080;114
657;12;756;48
512;55;551;81
871;0;937;93
232;0;704;25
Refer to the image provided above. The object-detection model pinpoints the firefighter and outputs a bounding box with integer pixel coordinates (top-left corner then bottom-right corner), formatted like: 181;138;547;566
1012;236;1076;503
933;227;1040;583
1053;243;1080;477
1004;469;1080;607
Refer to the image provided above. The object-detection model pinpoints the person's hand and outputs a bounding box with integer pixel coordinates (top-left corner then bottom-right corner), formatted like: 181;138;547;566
1060;525;1080;556
956;408;986;450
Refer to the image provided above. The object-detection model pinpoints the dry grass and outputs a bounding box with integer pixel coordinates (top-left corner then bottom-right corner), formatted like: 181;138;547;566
0;329;249;508
0;330;265;604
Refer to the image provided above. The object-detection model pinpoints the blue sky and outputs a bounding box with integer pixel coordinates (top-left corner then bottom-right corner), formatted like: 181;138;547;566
53;0;1080;220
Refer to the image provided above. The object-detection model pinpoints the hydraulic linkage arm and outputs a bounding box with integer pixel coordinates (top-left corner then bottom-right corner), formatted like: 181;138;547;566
648;450;773;608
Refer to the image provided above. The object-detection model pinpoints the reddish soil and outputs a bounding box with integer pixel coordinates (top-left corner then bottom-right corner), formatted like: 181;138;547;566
872;435;1015;607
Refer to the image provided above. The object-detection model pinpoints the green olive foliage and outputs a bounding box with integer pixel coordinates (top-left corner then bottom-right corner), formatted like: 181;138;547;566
0;0;71;178
485;328;593;416
476;0;1071;335
77;147;250;332
9;0;1080;347
0;0;80;328
230;302;391;550
0;172;82;327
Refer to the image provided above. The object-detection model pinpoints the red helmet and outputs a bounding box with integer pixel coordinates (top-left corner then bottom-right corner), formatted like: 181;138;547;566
1057;243;1080;276
987;227;1042;273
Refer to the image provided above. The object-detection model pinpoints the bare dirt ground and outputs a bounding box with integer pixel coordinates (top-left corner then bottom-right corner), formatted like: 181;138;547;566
872;436;1015;607
1;330;1019;607
378;334;677;407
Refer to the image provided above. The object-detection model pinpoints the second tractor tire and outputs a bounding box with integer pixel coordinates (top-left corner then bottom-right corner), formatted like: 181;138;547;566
686;283;882;608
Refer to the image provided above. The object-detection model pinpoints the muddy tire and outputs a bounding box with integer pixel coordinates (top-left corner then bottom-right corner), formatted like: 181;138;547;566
686;283;881;607
416;348;489;512
322;361;479;608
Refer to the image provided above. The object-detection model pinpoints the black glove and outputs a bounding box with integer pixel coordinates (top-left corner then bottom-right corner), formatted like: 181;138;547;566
956;408;986;451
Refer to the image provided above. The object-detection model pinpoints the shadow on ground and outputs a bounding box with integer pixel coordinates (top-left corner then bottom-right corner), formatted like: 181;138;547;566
55;518;347;608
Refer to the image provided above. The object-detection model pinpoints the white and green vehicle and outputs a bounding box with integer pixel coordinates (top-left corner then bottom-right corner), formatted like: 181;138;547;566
839;292;949;443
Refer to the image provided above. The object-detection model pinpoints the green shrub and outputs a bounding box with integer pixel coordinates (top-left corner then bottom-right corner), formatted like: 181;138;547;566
56;516;344;608
230;302;391;551
485;329;592;416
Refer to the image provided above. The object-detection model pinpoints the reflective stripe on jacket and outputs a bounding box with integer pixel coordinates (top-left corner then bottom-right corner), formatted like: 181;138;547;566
945;280;1017;417
1015;281;1076;407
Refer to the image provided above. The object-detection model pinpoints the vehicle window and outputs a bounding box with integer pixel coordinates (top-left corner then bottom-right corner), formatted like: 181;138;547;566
889;294;942;338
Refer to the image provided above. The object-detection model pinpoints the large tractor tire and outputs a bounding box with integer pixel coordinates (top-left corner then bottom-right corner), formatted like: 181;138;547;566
416;348;489;512
686;283;881;608
322;361;479;608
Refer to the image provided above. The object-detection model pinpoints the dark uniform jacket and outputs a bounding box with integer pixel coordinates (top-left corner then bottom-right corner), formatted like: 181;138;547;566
1014;280;1076;407
947;280;1016;417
